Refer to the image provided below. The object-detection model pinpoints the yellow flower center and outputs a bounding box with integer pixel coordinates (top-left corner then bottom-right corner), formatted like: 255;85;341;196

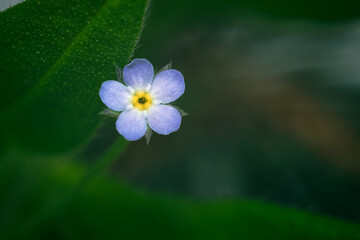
132;91;152;110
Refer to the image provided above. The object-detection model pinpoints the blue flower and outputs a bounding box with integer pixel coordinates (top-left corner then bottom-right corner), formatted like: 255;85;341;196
99;59;185;141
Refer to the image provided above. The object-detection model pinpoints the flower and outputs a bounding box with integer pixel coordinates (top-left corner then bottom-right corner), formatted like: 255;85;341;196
99;59;185;141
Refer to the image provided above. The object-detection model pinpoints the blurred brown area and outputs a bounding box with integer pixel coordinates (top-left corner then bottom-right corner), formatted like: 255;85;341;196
245;80;360;174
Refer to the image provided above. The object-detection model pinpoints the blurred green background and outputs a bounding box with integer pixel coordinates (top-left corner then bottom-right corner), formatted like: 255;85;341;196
1;0;360;239
125;0;360;221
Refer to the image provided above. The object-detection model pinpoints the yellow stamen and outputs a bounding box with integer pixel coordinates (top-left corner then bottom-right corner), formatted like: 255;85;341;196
132;91;152;110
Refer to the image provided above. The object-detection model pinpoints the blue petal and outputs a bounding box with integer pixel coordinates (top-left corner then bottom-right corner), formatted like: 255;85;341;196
116;109;147;141
147;105;181;135
99;80;131;111
123;59;154;90
150;69;185;104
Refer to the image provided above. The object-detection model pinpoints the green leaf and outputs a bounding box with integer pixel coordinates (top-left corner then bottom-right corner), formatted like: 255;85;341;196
0;0;148;153
1;155;360;239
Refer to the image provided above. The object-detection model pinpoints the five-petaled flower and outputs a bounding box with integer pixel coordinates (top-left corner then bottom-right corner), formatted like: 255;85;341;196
99;59;185;141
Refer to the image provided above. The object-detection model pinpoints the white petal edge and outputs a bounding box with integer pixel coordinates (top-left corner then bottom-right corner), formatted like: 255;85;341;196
116;109;147;141
150;69;185;104
99;80;131;112
123;59;154;90
147;105;181;135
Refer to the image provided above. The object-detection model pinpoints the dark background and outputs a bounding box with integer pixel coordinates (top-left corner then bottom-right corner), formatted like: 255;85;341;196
111;0;360;222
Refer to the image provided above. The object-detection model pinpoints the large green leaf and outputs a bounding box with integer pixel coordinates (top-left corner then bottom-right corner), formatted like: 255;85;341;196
0;0;147;153
1;153;360;239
